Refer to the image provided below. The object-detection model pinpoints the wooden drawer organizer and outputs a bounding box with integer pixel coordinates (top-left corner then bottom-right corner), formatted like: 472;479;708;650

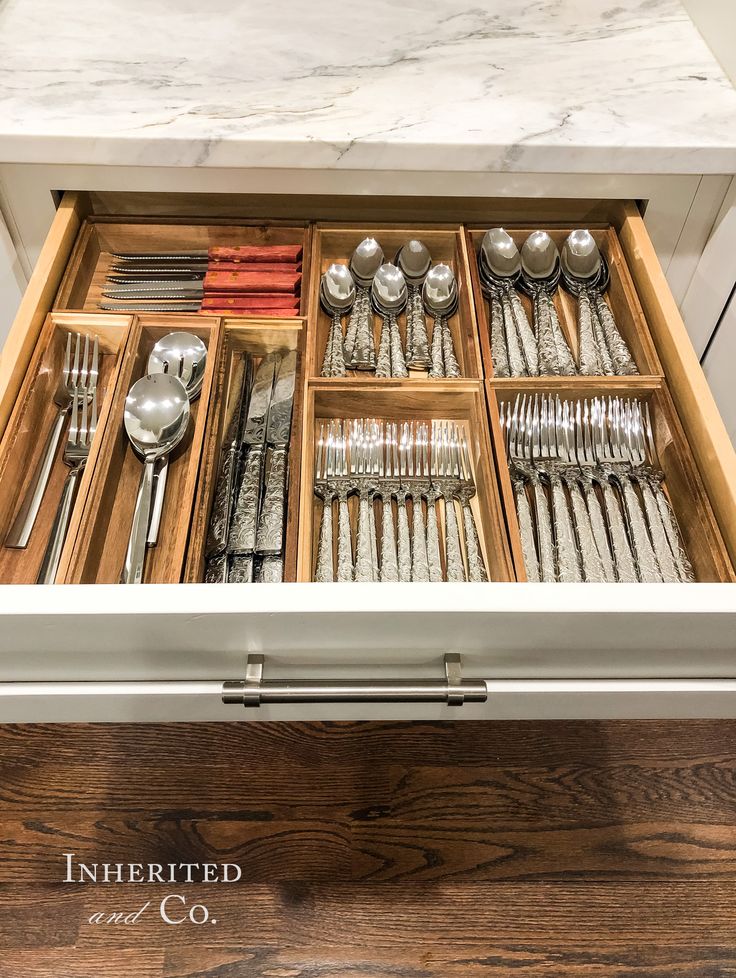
0;195;733;586
54;218;311;316
308;225;482;380
466;225;662;380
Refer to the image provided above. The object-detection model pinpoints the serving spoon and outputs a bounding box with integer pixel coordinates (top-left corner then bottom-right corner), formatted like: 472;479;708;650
121;374;190;584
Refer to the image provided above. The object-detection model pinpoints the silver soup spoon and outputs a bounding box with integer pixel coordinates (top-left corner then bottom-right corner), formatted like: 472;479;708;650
320;263;356;378
372;263;408;378
520;231;576;376
422;263;460;378
346;238;383;370
396;239;432;370
480;229;538;377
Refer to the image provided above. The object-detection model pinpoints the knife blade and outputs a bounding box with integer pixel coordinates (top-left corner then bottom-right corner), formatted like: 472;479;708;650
205;353;253;559
255;350;297;556
227;353;277;555
103;282;205;299
100;302;201;312
111;245;303;264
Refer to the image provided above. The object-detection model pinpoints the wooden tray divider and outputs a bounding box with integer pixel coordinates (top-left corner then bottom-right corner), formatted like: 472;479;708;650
297;378;515;582
465;225;663;381
184;317;306;583
64;313;222;584
487;377;734;583
55;218;311;318
307;224;482;381
0;312;134;584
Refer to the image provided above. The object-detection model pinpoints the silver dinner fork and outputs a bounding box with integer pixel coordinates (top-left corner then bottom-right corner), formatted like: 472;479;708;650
431;421;466;582
500;398;540;582
404;421;430;582
314;422;336;583
7;332;97;549
573;399;616;582
535;395;581;582
456;426;488;582
350;418;378;582
36;334;99;583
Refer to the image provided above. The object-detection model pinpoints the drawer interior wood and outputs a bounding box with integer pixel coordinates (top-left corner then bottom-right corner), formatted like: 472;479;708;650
466;225;662;379
298;380;515;582
0;313;132;584
185;319;305;583
308;225;481;380
65;315;221;584
489;379;734;583
54;218;311;316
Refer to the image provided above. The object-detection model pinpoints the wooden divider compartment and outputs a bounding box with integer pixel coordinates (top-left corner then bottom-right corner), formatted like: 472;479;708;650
65;314;221;584
486;379;735;583
54;218;311;317
466;226;662;381
298;380;515;582
185;318;306;583
0;312;133;584
308;225;481;380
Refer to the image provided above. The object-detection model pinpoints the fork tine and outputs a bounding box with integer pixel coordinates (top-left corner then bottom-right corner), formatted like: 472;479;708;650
68;382;80;449
80;372;89;445
79;334;90;391
72;333;81;388
316;422;325;480
63;332;72;387
643;401;657;464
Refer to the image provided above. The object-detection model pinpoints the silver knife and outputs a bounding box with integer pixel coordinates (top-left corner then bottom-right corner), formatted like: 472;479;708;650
107;272;206;283
103;283;206;300
226;353;277;556
205;354;253;558
255;350;297;556
111;251;209;261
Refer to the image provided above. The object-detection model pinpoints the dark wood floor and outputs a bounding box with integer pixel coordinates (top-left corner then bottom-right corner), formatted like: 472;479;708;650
1;721;735;977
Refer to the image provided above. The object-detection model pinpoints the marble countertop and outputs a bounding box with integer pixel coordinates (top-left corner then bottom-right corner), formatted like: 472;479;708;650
0;0;734;174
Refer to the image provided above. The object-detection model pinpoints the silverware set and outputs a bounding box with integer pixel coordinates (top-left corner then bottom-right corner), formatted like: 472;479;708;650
479;229;638;378
205;349;297;584
320;237;461;379
313;418;487;582
499;394;694;583
5;332;100;583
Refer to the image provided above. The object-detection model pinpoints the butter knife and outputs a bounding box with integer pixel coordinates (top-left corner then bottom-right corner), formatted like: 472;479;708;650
255;350;297;556
227;354;277;556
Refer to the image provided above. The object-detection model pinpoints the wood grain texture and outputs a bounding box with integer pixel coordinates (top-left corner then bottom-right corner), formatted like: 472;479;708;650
1;721;736;973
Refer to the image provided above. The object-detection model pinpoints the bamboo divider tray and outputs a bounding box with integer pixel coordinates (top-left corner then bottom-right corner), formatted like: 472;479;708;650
307;224;481;380
486;378;735;583
53;217;312;317
0;313;133;584
298;379;515;582
65;314;221;584
185;318;306;583
466;225;662;381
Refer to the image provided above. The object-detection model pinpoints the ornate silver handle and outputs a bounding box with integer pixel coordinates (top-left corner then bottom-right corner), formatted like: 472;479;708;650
639;479;679;583
37;465;83;584
354;491;375;582
508;287;538;376
653;481;694;582
314;491;335;583
425;493;444;582
577;290;603;376
228;446;264;554
6;408;67;548
534;292;559;376
512;477;539;582
206;444;238;557
406;286;430;369
588;294;614;375
255;446;288;555
410;493;429;582
443;495;466;582
204;552;228;584
223;653;487;707
321;311;347;378
530;476;556;582
460;499;488;582
351;289;376;370
501;290;526;377
594;294;638;375
379;496;398;582
388;312;408;378
489;291;510;378
548;297;577;376
619;477;662;582
336;493;353;582
582;479;616;582
375;313;392;378
566;477;605;582
441;318;461;378
549;474;582;582
228;553;253;583
599;479;638;582
121;457;156;584
343;285;365;367
258;556;283;583
396;494;412;582
429;315;445;378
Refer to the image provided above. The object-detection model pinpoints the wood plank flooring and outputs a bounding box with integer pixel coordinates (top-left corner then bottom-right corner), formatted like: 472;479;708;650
0;721;735;976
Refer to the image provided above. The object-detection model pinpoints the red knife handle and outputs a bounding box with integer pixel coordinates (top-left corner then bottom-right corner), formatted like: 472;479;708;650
208;261;301;274
200;306;300;317
201;295;300;310
203;271;300;294
208;245;303;263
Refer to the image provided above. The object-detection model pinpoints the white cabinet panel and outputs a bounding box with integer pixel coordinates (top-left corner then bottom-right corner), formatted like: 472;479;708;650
703;290;736;447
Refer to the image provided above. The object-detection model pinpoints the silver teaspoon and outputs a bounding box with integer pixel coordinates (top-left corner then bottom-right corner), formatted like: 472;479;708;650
520;232;576;376
320;264;356;377
423;263;460;378
372;263;408;378
346;238;383;369
396;239;432;370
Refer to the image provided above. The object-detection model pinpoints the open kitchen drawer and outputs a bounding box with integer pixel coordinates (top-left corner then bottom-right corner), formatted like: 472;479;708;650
0;191;734;722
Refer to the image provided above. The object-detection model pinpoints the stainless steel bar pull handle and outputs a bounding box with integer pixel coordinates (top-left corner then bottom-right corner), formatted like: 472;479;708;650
222;653;487;708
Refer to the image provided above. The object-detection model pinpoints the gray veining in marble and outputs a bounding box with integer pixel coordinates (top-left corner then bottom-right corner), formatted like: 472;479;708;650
0;0;734;172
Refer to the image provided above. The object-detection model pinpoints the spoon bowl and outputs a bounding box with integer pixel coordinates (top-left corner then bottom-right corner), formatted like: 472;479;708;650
350;238;384;288
422;263;458;317
321;263;356;313
371;263;408;315
481;228;521;282
124;373;190;460
560;230;610;294
520;231;560;289
147;331;207;399
396;239;431;284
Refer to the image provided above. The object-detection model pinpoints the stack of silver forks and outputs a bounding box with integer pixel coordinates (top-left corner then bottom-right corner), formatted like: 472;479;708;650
313;418;488;583
499;394;694;583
